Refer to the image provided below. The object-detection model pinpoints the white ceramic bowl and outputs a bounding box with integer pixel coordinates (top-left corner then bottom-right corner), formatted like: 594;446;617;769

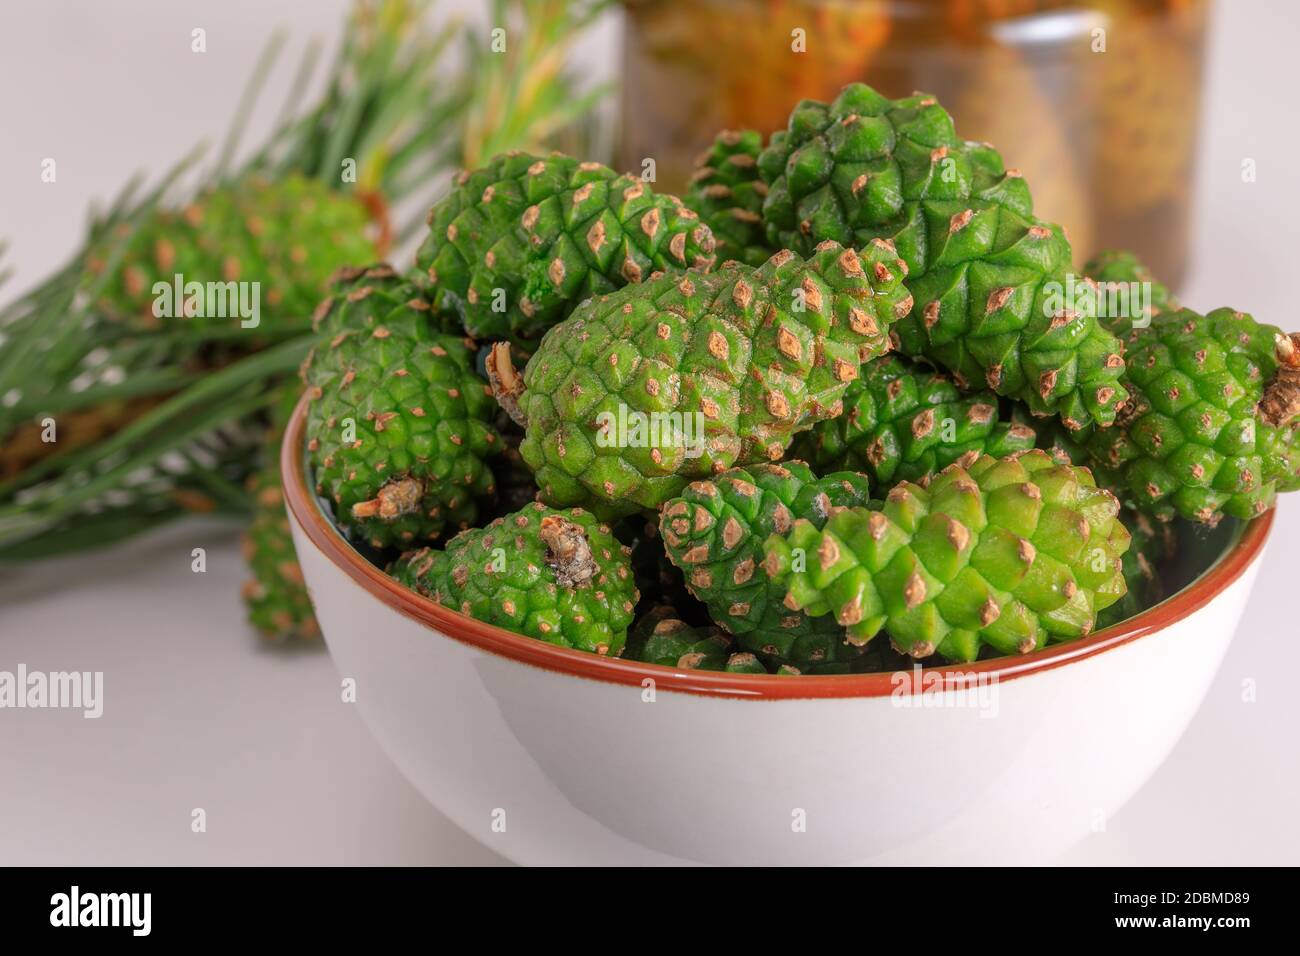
283;404;1272;865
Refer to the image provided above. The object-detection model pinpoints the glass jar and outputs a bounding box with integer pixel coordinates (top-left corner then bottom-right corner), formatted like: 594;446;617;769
620;0;1209;288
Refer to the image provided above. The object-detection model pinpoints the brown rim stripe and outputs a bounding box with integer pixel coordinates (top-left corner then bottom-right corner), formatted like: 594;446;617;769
282;397;1274;701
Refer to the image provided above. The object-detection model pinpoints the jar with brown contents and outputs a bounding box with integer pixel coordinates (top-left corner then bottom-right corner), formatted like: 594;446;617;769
620;0;1209;287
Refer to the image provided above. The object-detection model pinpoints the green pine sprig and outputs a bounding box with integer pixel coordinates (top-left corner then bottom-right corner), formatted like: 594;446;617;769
0;0;614;558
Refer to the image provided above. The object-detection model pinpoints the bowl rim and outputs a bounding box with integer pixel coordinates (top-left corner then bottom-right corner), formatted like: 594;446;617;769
283;398;1273;700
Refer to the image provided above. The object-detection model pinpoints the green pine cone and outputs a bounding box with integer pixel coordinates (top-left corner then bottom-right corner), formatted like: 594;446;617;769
660;462;872;666
88;174;378;334
1096;509;1174;630
788;353;1038;485
390;503;638;656
499;239;912;516
764;450;1130;662
757;83;1128;431
1083;249;1177;335
685;130;775;266
1086;308;1300;525
302;268;502;548
241;464;320;642
625;606;765;672
240;380;318;642
415;151;717;341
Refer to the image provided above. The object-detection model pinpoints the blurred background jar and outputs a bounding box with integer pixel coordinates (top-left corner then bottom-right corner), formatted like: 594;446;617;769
619;0;1210;288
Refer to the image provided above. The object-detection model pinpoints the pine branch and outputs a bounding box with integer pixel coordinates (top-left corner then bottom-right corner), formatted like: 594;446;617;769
0;0;617;560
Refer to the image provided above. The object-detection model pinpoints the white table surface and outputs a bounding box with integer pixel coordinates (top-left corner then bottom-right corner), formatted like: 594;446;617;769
1;0;1297;866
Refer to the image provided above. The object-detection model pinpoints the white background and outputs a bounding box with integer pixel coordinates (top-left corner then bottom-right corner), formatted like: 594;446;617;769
0;0;1296;865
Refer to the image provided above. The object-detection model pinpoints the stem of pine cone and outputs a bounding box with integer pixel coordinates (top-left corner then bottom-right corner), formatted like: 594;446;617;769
356;188;394;259
539;514;598;588
1259;332;1300;428
485;341;527;427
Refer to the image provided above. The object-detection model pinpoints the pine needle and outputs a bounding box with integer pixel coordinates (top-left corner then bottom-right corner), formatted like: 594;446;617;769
214;30;288;181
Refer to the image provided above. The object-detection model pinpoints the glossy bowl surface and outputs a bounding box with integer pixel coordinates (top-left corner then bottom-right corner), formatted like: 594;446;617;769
283;400;1271;864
